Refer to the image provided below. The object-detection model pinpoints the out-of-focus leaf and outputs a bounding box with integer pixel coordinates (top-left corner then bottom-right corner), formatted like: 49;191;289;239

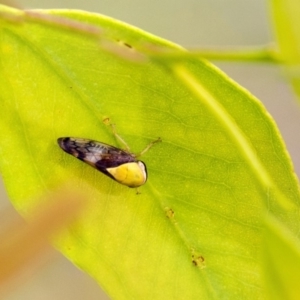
269;0;300;96
0;188;84;297
269;0;300;62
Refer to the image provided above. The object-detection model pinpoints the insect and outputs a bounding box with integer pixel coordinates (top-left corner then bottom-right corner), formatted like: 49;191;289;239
57;124;161;190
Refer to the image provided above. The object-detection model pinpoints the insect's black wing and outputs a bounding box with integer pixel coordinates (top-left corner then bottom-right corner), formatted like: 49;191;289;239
58;137;136;173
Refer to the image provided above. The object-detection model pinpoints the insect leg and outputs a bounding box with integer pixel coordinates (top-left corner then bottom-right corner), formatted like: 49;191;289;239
135;137;162;157
103;118;131;151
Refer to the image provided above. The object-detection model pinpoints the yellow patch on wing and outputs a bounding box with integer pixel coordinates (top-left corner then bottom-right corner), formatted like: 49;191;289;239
107;162;147;188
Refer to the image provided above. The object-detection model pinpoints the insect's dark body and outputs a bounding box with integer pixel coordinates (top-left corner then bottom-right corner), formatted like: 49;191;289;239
57;137;147;183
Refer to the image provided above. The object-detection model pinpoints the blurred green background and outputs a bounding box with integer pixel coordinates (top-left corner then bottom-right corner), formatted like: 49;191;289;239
2;0;300;299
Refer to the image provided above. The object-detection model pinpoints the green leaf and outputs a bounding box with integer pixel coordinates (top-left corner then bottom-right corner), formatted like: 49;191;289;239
263;215;300;300
1;5;300;299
